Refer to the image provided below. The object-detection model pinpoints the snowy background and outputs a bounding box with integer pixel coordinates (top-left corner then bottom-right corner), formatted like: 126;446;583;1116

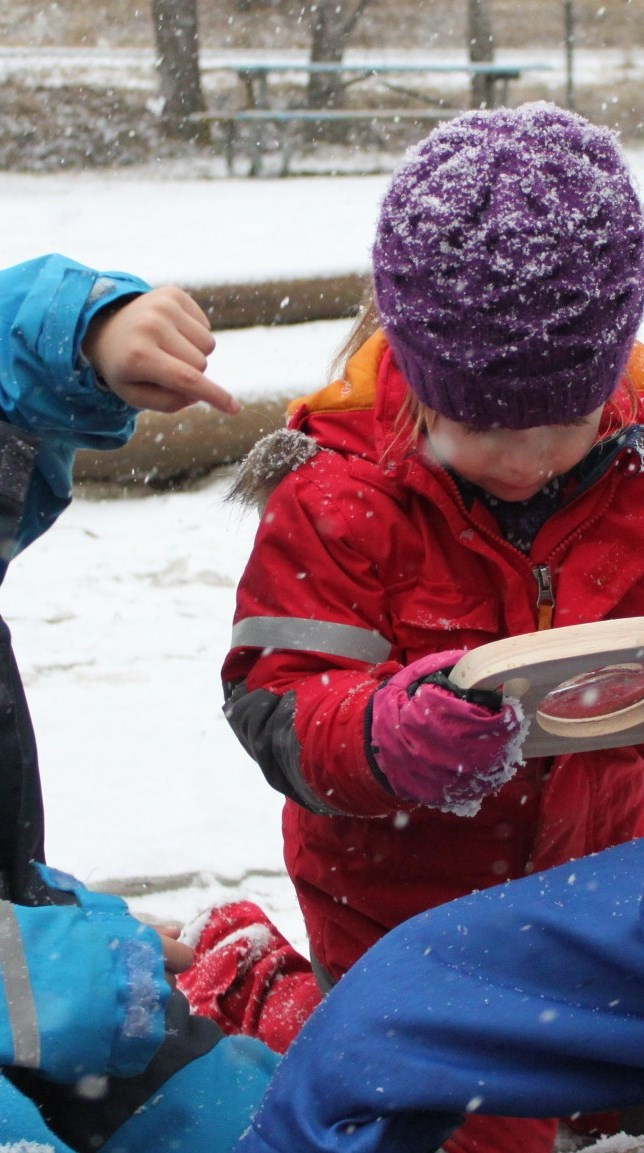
0;167;391;954
2;144;644;954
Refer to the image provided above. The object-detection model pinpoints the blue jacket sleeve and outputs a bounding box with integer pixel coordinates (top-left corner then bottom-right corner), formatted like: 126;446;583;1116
0;864;169;1083
100;1033;280;1153
235;839;644;1153
0;1034;280;1153
0;1073;78;1152
0;863;281;1153
0;253;150;553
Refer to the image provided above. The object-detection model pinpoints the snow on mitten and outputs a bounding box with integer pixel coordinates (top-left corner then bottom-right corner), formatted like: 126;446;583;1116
177;900;321;1054
368;650;527;815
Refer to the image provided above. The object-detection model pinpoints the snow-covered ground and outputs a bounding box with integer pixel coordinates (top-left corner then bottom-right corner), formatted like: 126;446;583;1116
0;169;384;287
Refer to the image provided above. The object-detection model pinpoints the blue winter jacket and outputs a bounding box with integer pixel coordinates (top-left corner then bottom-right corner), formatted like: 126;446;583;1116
0;254;279;1151
237;839;644;1153
0;864;278;1153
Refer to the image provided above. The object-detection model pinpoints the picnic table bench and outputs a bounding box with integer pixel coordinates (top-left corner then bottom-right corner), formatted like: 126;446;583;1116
199;105;459;177
193;58;553;176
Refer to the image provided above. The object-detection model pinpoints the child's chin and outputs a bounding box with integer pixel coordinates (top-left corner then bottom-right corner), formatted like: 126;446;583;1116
486;481;544;502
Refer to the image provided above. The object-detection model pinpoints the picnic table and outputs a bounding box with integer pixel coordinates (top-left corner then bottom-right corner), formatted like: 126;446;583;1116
195;57;553;176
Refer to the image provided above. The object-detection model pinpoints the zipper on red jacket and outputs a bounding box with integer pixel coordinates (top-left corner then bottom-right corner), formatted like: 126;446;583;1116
424;460;559;631
533;564;554;630
410;453;620;634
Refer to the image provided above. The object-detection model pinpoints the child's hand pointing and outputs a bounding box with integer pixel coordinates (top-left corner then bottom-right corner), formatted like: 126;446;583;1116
82;285;241;415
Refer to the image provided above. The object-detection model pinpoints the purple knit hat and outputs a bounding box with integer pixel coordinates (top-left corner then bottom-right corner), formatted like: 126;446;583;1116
373;101;644;428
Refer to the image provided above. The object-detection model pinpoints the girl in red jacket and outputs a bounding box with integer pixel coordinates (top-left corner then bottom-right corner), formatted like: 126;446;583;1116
210;102;644;1153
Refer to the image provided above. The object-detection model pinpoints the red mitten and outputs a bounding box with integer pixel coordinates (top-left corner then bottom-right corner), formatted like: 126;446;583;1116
177;900;321;1054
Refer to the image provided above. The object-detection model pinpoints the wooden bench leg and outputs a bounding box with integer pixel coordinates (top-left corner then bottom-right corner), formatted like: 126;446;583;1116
279;123;294;177
248;124;265;177
225;121;236;175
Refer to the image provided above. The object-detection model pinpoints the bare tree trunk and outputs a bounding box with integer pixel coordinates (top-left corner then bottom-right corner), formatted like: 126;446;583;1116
564;0;576;109
467;0;495;108
151;0;209;142
307;0;373;108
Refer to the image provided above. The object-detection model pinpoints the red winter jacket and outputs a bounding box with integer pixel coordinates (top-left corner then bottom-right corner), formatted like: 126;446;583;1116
223;332;644;982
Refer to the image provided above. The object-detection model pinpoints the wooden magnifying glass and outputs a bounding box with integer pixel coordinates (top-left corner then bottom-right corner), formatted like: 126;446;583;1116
448;618;644;757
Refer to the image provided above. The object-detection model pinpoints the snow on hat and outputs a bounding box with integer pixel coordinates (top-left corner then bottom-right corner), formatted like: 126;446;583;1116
373;101;644;428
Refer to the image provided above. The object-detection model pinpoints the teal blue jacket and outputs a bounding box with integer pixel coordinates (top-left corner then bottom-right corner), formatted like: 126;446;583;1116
0;864;277;1153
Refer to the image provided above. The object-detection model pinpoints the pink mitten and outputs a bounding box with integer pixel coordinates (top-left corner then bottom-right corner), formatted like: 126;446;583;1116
368;650;526;815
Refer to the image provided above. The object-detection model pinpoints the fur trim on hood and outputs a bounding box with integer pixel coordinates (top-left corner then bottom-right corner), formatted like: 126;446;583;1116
227;428;320;513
